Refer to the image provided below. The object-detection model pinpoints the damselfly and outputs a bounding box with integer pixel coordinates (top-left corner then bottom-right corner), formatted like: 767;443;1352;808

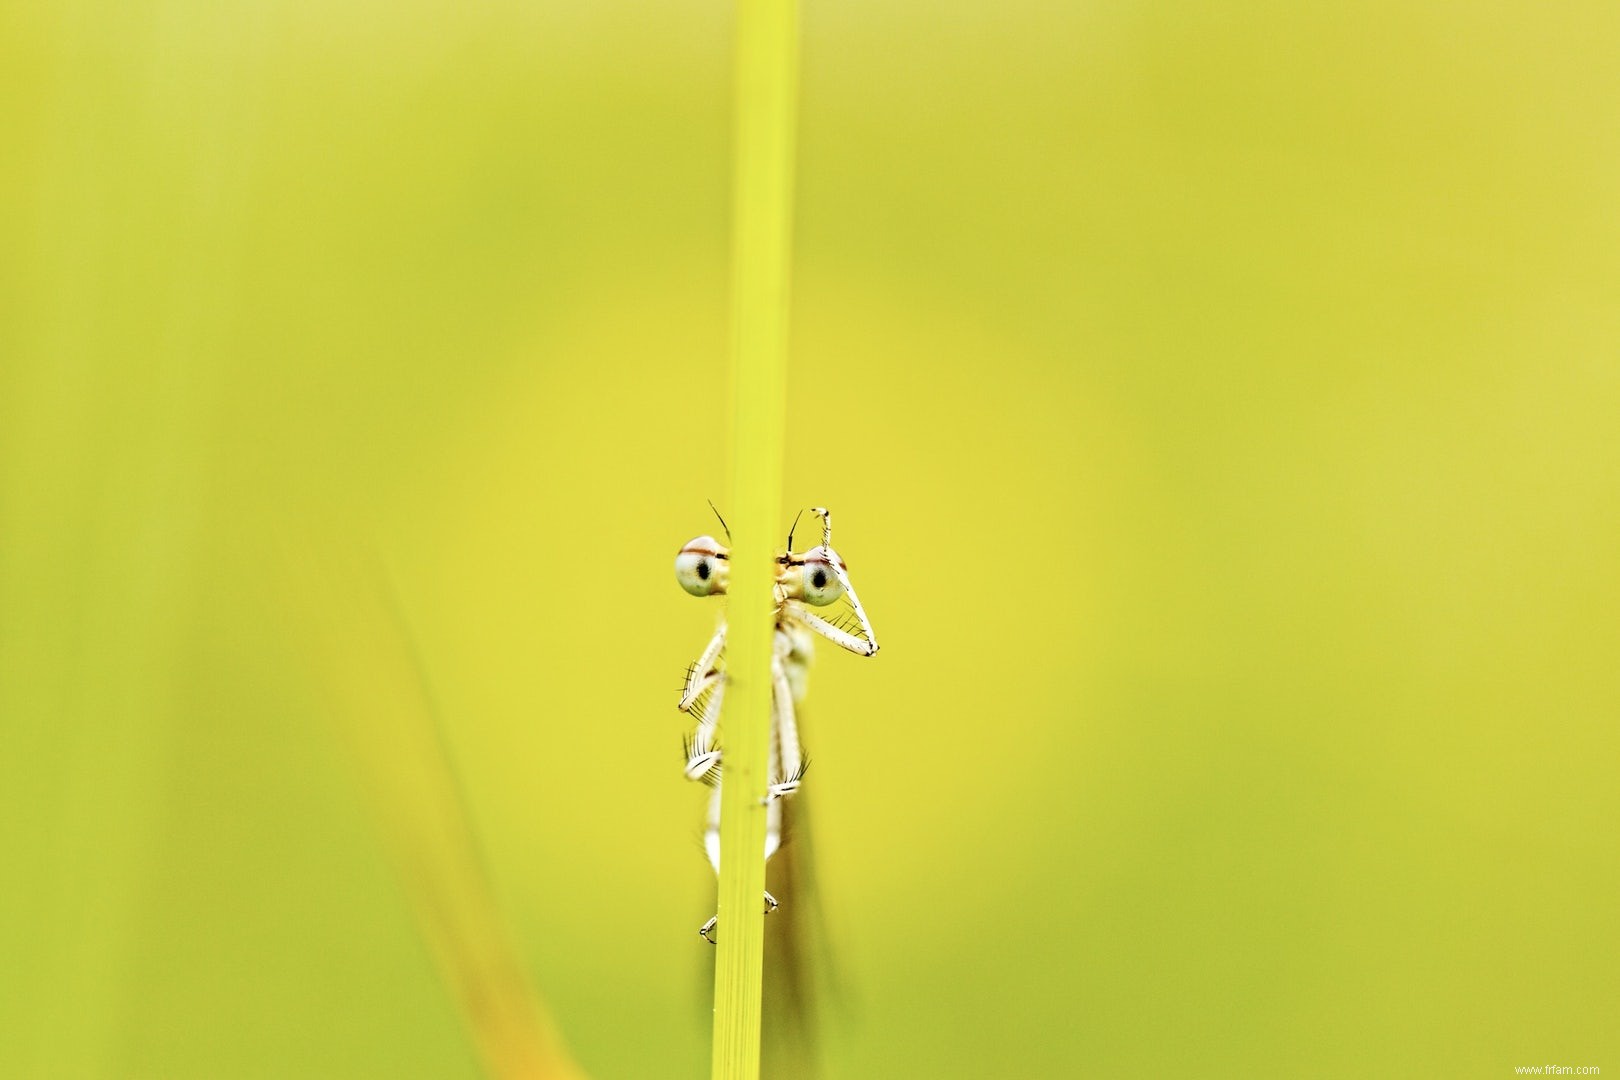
673;507;878;943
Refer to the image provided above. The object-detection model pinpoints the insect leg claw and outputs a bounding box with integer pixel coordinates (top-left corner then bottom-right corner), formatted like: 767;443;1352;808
698;889;777;946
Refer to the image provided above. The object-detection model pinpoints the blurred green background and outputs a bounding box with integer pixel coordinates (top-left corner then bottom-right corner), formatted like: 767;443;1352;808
3;0;1617;1076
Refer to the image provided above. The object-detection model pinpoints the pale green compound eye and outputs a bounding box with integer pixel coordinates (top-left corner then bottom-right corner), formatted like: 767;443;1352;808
675;536;728;596
799;549;845;607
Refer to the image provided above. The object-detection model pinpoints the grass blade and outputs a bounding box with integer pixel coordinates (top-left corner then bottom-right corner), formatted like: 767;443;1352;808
711;0;799;1076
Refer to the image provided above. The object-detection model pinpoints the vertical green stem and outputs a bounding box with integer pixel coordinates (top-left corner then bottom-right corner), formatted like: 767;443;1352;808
712;0;798;1077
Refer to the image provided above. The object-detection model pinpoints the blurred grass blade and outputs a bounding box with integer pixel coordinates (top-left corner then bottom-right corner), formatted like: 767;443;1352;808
711;0;799;1076
290;538;586;1080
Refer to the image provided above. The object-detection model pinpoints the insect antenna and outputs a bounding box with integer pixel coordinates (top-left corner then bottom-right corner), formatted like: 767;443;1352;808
707;499;732;542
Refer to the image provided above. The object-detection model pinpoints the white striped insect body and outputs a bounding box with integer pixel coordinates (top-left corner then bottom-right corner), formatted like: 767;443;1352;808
674;507;878;943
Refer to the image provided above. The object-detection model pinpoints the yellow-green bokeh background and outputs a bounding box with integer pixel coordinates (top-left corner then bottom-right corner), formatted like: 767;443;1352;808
3;1;1617;1076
